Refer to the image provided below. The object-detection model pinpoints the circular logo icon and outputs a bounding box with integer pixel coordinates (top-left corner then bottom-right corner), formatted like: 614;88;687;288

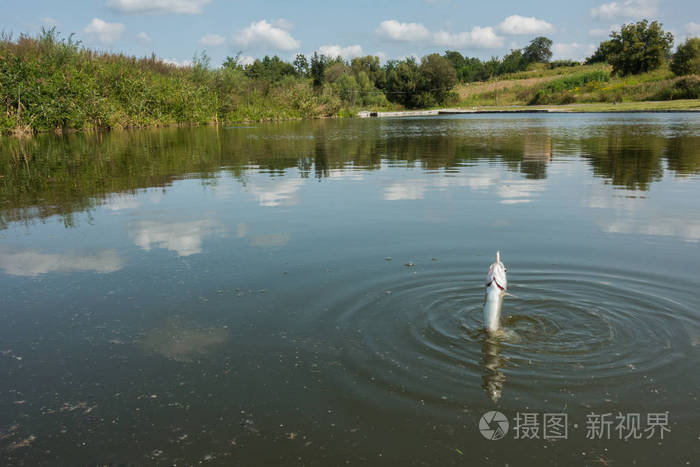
479;411;509;440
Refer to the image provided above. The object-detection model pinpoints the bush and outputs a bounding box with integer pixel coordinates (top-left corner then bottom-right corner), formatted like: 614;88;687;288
529;71;610;104
668;76;700;99
550;60;580;69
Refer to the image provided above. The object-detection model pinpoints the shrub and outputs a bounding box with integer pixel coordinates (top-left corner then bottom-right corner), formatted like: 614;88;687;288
669;76;700;99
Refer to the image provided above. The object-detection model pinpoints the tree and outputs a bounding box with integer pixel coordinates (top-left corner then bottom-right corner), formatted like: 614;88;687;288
324;61;351;83
333;74;360;105
443;50;466;70
671;37;700;76
244;55;295;82
385;57;422;107
606;20;673;75
585;40;613;64
310;52;328;87
523;36;553;64
293;54;308;77
350;55;386;89
499;49;527;74
419;53;457;104
457;57;490;82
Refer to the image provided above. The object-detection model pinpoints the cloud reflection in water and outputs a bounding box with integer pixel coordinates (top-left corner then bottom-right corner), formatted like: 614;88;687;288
0;248;123;277
129;219;223;256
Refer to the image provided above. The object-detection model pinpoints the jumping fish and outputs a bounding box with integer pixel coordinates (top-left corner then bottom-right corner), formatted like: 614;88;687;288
483;251;507;333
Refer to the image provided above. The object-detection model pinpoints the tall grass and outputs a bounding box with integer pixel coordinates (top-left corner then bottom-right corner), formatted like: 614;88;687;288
0;29;386;135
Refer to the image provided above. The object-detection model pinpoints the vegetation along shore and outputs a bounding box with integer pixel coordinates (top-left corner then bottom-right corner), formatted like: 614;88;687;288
1;19;699;135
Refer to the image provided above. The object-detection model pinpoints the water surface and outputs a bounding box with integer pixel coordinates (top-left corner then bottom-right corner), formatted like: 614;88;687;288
1;114;699;465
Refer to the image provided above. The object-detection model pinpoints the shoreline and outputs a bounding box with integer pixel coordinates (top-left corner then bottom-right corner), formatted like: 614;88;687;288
358;100;700;117
3;101;699;138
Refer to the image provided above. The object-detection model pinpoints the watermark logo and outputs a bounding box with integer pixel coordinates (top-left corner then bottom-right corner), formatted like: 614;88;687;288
477;411;670;441
479;410;509;440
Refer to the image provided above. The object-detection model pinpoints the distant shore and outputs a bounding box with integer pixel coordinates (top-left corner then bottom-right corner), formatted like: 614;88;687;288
359;100;700;117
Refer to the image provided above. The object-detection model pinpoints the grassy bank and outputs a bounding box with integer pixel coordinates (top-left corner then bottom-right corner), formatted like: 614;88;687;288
0;30;393;135
456;64;700;107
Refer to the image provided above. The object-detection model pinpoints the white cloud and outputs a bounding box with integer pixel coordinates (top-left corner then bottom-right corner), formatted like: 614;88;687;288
162;57;192;67
239;55;255;66
83;18;125;45
40;17;59;27
130;219;222;256
373;51;388;61
234;19;300;51
377;19;503;49
0;249;123;277
397;53;420;62
376;20;431;42
433;26;504;49
106;0;210;14
552;42;596;60
591;0;657;20
136;31;151;43
686;22;700;35
588;24;619;37
198;33;226;46
318;44;364;59
497;15;554;35
271;18;294;30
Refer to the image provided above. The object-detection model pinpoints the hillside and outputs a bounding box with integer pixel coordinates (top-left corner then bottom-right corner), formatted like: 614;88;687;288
455;64;700;108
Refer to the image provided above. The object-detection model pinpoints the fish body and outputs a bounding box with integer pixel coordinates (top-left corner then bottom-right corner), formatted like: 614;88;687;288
483;251;507;333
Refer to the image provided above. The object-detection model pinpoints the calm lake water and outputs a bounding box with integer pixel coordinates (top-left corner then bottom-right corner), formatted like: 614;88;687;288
1;114;699;465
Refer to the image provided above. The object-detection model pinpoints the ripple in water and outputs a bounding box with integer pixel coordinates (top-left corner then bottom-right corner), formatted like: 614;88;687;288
324;263;698;410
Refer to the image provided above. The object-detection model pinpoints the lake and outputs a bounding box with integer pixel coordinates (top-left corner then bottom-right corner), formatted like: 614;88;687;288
1;114;699;465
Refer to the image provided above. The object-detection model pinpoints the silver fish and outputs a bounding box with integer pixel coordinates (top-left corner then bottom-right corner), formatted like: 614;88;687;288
483;251;507;333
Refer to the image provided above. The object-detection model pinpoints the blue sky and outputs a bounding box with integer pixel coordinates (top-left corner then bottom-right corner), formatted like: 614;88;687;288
2;0;699;67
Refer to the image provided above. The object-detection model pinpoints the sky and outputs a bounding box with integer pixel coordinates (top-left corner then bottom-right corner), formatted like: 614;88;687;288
1;0;699;67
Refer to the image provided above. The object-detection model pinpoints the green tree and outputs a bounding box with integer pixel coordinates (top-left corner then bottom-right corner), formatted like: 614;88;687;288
457;57;490;82
585;40;613;64
310;52;328;87
443;50;466;70
385;57;422;107
606;20;674;75
333;73;360;105
499;49;527;74
523;36;553;64
324;61;351;83
671;37;700;76
419;53;457;104
350;55;386;89
293;54;308;77
244;55;295;82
